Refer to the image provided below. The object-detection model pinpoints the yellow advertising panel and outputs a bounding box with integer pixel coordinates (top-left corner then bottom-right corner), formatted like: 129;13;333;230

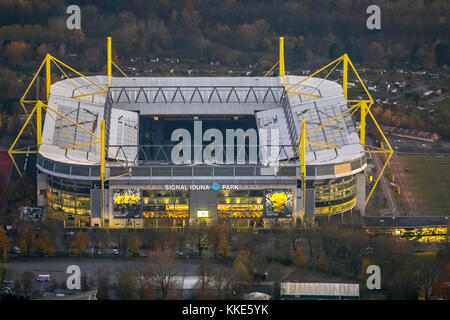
334;162;351;175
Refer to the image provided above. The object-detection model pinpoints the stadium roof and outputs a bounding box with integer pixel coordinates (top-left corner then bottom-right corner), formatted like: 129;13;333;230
40;74;364;168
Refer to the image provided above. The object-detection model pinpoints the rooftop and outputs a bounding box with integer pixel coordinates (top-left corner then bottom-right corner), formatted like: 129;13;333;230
39;74;364;171
362;216;449;228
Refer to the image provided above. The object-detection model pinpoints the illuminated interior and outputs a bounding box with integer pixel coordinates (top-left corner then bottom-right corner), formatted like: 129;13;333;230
394;227;447;243
315;176;356;215
217;190;264;218
142;190;189;218
46;186;91;216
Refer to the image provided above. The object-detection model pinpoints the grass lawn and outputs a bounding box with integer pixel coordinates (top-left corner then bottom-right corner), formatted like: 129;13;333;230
438;97;450;108
399;154;450;215
0;267;6;283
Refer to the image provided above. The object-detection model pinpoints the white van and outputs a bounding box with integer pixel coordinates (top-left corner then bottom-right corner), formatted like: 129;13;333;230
36;274;51;282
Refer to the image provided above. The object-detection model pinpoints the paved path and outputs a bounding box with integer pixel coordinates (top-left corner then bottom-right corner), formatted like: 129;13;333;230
3;257;228;292
371;152;402;215
391;154;416;215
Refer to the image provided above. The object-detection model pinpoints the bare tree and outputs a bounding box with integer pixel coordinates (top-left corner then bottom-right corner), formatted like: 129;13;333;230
146;250;177;299
207;222;230;259
185;223;208;256
195;262;215;299
213;269;232;299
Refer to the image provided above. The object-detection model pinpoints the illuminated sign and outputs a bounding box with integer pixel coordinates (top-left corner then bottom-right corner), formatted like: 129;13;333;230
394;227;447;243
315;198;356;215
265;189;293;218
113;189;142;218
164;184;239;190
197;210;209;218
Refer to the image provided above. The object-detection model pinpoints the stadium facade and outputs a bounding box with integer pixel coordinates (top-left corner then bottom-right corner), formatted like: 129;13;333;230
12;38;389;230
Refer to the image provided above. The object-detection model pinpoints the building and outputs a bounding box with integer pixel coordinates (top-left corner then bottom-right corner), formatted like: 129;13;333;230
36;289;97;300
379;125;440;143
13;38;380;230
280;282;360;300
363;216;449;243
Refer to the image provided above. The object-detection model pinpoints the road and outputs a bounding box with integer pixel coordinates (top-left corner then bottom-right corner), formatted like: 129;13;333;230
370;151;402;216
390;154;416;215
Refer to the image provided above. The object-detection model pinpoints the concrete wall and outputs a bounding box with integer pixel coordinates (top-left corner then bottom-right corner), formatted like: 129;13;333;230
189;189;218;222
355;173;366;216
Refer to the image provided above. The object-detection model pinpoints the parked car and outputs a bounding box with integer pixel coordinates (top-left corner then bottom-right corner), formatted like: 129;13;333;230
254;272;269;280
1;287;11;294
112;249;119;256
2;280;13;285
176;251;184;257
9;246;21;254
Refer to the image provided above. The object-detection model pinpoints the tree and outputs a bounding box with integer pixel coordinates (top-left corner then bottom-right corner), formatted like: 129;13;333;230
115;229;130;258
128;235;141;257
219;235;231;257
213;270;231;299
207;223;230;259
4;41;28;65
291;248;307;268
21;271;35;297
435;42;450;66
96;266;110;300
328;43;342;60
294;43;308;64
116;269;138;300
0;226;9;263
195;262;215;299
36;43;48;58
18;226;35;256
344;40;363;63
185;223;208;256
233;249;254;288
360;258;372;281
72;231;88;255
146;250;176;299
36;230;54;257
138;278;155;300
91;228;109;255
316;251;330;272
368;41;385;60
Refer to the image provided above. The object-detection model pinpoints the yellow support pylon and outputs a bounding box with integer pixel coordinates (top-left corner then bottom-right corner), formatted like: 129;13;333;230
343;54;348;100
46;54;51;101
360;101;366;146
36;100;43;147
107;37;112;87
279;36;285;87
100;120;106;228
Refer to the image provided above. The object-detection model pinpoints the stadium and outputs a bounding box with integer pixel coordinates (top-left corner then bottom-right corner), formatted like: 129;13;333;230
10;37;392;230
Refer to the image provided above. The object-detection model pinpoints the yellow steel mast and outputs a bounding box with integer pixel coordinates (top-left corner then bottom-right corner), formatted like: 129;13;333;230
279;36;285;87
107;36;112;87
100;120;106;228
